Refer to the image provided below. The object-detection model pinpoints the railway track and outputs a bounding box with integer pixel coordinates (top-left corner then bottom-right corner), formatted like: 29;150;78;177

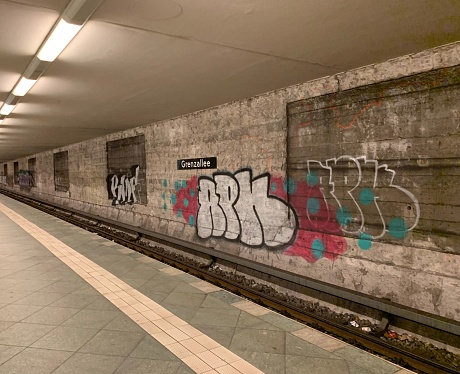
1;189;458;374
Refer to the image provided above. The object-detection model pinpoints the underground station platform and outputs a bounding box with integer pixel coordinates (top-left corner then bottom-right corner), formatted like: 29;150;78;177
0;194;414;373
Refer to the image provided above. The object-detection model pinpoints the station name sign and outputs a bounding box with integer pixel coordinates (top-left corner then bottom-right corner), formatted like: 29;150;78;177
177;157;217;170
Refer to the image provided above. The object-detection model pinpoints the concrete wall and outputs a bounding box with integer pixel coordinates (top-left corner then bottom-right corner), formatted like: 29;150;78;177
2;42;459;321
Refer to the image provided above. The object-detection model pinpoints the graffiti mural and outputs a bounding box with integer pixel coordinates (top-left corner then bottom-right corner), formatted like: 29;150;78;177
304;156;420;249
107;165;140;206
197;169;297;247
19;170;35;191
169;157;419;263
106;135;147;205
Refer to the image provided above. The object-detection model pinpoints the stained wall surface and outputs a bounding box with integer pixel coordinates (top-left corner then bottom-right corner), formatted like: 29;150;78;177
2;42;459;321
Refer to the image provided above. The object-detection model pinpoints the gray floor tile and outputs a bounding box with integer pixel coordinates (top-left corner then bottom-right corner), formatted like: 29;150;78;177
114;357;181;374
0;304;43;322
209;290;243;304
162;292;206;308
103;266;135;278
43;259;64;266
161;305;198;321
70;284;100;296
62;309;120;329
2;270;46;280
128;264;157;273
0;269;21;278
285;355;351;374
138;278;181;294
120;278;149;289
0;262;36;271
260;312;306;332
129;335;179;361
0;322;14;333
190;307;241;327
35;281;85;294
172;282;205;294
230;328;286;354
89;255;126;264
31;271;69;282
49;293;99;308
126;252;145;259
85;298;119;312
0;344;25;365
285;334;338;359
12;292;66;307
234;350;286;374
141;260;168;270
3;255;37;262
104;314;144;333
22;306;81;326
192;325;236;347
0;289;34;304
0;323;55;346
236;311;282;331
200;294;237;309
333;346;399;374
123;268;155;281
79;330;145;357
0;279;24;290
175;273;200;283
9;279;56;293
23;263;65;272
52;352;126;374
348;363;375;374
175;364;196;374
0;347;72;374
31;326;99;351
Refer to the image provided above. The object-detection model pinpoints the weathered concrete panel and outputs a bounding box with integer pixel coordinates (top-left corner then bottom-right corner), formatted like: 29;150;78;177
53;151;69;192
287;65;460;255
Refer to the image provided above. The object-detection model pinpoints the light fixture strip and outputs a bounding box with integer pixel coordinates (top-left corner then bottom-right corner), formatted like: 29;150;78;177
12;77;37;97
37;19;82;62
0;104;16;116
1;0;104;122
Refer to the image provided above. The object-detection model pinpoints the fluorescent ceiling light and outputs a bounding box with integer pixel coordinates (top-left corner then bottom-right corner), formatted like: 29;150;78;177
12;77;37;96
37;19;82;62
0;104;15;115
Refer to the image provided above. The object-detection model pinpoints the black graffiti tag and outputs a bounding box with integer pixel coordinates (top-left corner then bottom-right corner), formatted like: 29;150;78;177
107;165;140;206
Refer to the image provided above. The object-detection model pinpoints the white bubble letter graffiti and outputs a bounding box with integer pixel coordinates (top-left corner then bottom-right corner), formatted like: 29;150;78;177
214;174;240;240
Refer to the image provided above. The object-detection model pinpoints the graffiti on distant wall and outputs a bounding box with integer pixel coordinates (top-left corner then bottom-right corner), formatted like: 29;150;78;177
107;165;140;206
167;157;419;263
1;175;13;187
19;170;35;191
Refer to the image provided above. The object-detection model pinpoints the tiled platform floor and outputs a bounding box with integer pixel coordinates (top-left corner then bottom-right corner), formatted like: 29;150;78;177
0;194;414;374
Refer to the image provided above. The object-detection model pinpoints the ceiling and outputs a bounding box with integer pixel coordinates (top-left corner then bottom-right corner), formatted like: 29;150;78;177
1;0;459;162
